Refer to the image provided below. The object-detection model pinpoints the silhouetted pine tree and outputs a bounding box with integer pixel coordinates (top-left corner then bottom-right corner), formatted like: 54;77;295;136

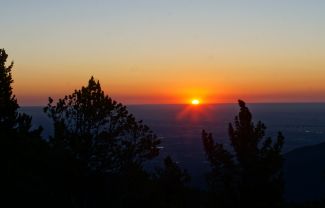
44;76;161;206
0;49;48;207
153;156;191;207
155;156;190;189
202;100;284;208
0;49;41;135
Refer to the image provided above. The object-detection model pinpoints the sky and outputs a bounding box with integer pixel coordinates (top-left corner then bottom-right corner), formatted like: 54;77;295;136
1;0;325;105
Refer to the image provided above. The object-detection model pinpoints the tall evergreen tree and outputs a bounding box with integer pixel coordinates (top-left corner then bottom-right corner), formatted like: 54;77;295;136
202;100;284;208
44;77;161;206
0;48;42;156
0;49;47;207
153;156;191;207
44;76;160;173
0;49;16;130
0;49;38;134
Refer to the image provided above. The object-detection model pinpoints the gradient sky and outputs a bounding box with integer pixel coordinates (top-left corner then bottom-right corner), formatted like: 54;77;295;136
1;0;325;105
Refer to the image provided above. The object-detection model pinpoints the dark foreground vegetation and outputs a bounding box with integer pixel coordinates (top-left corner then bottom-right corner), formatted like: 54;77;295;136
1;49;324;207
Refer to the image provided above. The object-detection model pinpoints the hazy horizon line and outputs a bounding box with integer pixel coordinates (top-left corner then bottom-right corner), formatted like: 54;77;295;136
20;101;325;107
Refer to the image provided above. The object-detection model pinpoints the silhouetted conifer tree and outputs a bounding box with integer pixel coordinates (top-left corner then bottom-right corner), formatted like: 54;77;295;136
44;76;161;206
0;49;47;207
155;156;190;188
153;156;191;207
0;49;41;135
45;76;160;173
202;100;284;208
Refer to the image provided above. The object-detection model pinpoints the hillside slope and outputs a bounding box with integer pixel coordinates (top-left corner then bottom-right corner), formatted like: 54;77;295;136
284;142;325;202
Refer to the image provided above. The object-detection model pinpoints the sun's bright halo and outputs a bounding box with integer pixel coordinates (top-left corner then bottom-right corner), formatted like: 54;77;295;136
191;99;200;105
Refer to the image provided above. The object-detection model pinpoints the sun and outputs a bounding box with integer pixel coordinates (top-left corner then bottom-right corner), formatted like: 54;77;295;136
191;99;200;105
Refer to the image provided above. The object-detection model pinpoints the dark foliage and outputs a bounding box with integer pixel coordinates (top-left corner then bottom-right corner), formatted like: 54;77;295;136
0;49;42;135
202;100;285;208
155;156;190;188
152;156;191;207
44;77;160;173
44;76;161;206
0;49;48;207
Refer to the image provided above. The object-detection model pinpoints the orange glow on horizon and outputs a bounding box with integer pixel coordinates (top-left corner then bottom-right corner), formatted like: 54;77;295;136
12;64;325;106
